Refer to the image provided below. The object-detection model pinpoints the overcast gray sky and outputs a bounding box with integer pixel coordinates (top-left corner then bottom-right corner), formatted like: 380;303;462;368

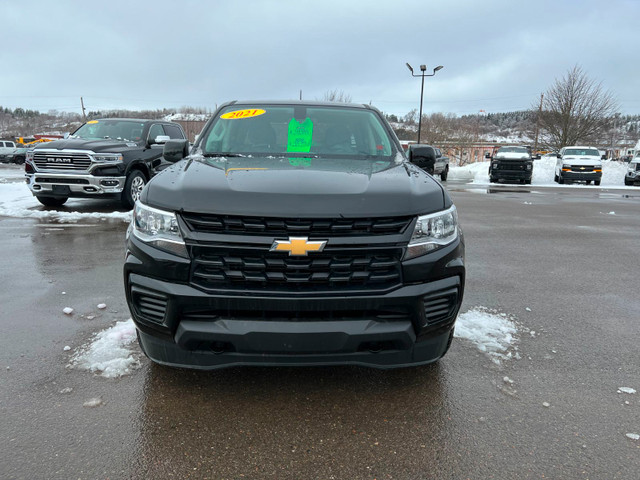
2;0;638;117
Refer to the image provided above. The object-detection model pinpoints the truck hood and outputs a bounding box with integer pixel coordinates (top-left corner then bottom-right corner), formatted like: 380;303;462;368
495;152;530;160
32;138;138;153
142;156;449;217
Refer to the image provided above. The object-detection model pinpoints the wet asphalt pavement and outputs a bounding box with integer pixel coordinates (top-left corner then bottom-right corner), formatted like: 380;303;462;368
1;177;640;479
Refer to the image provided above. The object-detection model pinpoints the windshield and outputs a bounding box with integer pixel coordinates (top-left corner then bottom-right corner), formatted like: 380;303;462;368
497;147;529;154
72;120;145;142
563;148;600;156
199;105;397;161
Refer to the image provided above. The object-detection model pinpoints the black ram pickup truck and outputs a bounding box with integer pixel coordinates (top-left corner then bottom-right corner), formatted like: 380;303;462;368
25;118;187;208
124;101;465;369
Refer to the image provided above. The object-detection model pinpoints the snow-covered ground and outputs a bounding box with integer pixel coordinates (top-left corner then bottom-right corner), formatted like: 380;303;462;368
0;167;131;222
449;157;637;188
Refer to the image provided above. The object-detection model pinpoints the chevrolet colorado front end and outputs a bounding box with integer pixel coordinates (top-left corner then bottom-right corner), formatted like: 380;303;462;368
124;101;465;369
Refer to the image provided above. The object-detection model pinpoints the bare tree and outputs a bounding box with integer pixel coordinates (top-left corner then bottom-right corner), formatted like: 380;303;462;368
321;89;352;103
539;65;618;150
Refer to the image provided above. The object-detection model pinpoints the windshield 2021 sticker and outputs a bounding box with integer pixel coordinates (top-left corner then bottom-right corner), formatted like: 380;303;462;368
220;109;266;120
87;120;99;124
287;118;313;153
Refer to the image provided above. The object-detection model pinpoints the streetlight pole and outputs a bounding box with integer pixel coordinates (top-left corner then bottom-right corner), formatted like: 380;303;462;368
406;63;443;144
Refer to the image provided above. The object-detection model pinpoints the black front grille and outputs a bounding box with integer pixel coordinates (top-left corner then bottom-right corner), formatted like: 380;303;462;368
131;286;168;324
423;287;459;326
190;247;403;292
496;161;527;171
33;152;92;171
181;213;412;237
570;165;596;172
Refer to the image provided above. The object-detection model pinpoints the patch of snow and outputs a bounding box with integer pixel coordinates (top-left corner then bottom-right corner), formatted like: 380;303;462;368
63;307;74;315
454;307;519;364
542;402;551;408
0;182;131;222
618;387;636;394
70;319;141;378
625;433;639;440
97;303;107;310
503;376;514;384
59;387;73;394
63;345;71;351
83;398;103;408
525;307;531;312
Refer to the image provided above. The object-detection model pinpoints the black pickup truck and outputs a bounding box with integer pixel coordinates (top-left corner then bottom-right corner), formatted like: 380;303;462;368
406;144;449;181
487;145;534;184
124;100;465;370
25;118;187;208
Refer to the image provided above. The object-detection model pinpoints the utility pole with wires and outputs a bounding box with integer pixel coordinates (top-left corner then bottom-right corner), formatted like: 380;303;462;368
80;97;87;122
533;93;543;153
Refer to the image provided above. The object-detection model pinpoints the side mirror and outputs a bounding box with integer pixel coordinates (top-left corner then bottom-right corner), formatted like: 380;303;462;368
163;139;190;163
63;132;70;139
601;155;607;160
484;152;491;159
556;153;562;159
146;135;171;148
535;154;541;160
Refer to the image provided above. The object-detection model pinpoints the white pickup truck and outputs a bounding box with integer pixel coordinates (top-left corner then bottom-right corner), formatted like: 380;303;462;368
554;146;603;185
0;140;17;163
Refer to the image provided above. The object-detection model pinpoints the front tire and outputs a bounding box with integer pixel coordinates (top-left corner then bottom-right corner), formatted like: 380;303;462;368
440;166;448;181
558;173;565;184
36;196;68;207
594;180;601;186
122;170;147;209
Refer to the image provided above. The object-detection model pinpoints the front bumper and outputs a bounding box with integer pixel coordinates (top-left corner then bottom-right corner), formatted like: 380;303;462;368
491;170;532;181
561;171;602;181
124;234;465;369
26;172;126;197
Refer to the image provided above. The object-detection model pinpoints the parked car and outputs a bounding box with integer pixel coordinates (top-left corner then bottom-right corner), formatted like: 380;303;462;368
625;153;640;186
554;146;602;185
487;145;533;184
10;145;30;164
25;118;187;208
0;140;17;163
124;100;465;370
406;144;449;180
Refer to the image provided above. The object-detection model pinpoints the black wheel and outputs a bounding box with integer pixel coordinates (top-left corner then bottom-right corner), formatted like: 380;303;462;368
586;180;592;185
525;178;532;185
558;173;564;184
594;180;601;186
122;170;147;209
36;196;68;207
440;167;448;181
554;173;559;182
13;155;25;165
490;176;498;183
625;179;633;186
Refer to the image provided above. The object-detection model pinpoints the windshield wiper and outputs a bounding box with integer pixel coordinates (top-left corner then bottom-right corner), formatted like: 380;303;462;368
203;152;246;158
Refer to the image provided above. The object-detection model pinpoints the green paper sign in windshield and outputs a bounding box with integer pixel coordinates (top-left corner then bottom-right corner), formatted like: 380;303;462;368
287;118;313;153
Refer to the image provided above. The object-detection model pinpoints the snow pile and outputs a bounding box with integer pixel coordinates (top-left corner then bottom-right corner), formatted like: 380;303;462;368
449;158;633;187
454;307;519;364
163;112;210;122
70;319;141;378
0;182;131;222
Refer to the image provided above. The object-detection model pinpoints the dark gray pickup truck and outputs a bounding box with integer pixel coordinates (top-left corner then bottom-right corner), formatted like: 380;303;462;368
406;144;449;181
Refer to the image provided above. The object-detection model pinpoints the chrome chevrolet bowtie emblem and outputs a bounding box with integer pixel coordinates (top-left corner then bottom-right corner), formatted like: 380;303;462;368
270;237;327;256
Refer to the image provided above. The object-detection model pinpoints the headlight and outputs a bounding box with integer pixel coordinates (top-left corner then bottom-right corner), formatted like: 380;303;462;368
93;153;123;163
132;202;187;257
492;162;499;169
526;164;532;170
405;206;459;260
